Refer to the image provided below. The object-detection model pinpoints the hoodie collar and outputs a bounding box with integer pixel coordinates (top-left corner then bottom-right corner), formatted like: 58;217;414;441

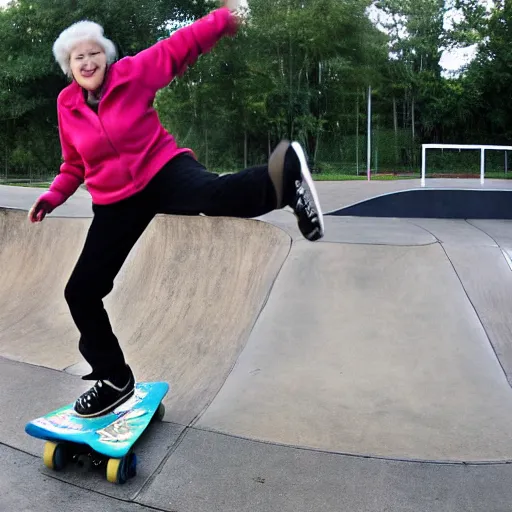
63;64;113;110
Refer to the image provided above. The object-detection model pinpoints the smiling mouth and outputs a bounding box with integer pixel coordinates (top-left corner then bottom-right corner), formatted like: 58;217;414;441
81;69;97;78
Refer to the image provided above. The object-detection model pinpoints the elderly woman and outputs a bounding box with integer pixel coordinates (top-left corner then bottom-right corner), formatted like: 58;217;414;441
28;0;324;418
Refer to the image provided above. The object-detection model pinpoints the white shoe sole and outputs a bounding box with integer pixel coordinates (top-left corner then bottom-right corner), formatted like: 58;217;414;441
291;141;325;240
74;388;135;418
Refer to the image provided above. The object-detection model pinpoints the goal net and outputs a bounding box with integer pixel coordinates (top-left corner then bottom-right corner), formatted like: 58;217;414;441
421;144;512;187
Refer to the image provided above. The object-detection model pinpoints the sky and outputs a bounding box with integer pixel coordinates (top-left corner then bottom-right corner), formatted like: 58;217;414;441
0;0;490;76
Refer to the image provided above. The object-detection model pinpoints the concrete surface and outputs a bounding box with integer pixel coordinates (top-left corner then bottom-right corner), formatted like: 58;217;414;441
443;245;512;386
470;219;512;249
0;445;159;512
260;210;437;245
139;428;512;512
0;184;92;217
2;181;512;511
410;218;498;246
197;241;512;461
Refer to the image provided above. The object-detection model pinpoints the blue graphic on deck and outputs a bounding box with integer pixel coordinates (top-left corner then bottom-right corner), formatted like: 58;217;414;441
25;381;169;458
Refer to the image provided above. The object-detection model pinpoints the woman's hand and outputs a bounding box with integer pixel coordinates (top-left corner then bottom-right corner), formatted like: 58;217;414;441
28;198;53;223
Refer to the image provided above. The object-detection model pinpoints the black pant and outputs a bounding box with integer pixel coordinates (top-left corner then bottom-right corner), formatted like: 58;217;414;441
64;154;277;378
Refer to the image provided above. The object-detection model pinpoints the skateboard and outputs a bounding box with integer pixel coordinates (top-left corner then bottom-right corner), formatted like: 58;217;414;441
25;381;169;484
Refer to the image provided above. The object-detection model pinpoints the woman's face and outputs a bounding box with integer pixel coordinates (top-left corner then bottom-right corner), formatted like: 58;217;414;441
69;41;107;91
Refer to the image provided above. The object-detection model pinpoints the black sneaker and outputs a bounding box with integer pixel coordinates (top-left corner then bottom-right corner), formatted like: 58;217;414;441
280;142;324;241
74;366;135;418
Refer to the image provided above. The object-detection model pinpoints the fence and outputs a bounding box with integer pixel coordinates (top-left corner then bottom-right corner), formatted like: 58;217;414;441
0;89;433;181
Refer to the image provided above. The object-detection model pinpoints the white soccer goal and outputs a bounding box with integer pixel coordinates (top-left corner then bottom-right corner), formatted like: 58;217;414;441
421;144;512;187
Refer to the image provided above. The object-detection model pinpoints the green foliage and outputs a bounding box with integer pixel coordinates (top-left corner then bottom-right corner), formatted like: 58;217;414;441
1;0;511;178
0;0;209;175
157;0;387;168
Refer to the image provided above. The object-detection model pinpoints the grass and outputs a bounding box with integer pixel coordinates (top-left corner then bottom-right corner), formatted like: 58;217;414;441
313;170;512;181
313;173;420;181
2;170;512;187
471;172;512;180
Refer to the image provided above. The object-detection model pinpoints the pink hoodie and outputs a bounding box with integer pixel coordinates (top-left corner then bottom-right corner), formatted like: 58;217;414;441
39;8;238;209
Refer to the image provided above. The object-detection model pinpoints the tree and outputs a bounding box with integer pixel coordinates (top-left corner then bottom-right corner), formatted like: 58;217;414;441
467;0;512;141
0;0;208;176
157;0;387;169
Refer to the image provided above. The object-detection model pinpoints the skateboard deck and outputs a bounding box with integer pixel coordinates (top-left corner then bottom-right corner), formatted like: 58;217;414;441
25;381;169;483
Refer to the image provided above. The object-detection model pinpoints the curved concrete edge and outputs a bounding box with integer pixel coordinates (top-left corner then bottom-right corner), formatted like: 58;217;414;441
1;204;93;219
194;425;512;466
314;179;512;216
469;219;512;249
0;208;293;426
0;185;93;218
319;216;436;245
442;244;512;389
259;209;438;246
410;219;512;390
328;189;512;219
408;219;499;247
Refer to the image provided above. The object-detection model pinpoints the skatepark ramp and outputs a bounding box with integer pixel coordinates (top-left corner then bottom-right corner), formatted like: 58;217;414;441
329;188;512;219
0;208;290;425
3;183;512;510
3;202;512;463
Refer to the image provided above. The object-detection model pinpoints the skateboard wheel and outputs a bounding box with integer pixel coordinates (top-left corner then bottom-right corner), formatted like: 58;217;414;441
128;453;137;478
106;454;132;484
155;403;165;422
106;458;123;484
43;441;67;471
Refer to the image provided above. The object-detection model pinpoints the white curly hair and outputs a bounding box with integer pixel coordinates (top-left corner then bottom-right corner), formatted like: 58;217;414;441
53;21;117;77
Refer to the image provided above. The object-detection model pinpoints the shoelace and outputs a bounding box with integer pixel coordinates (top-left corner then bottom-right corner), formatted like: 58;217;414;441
78;380;104;408
296;185;316;220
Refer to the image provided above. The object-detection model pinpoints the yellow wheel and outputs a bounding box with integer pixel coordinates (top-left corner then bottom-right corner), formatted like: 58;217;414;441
106;458;123;484
43;441;67;471
106;453;136;484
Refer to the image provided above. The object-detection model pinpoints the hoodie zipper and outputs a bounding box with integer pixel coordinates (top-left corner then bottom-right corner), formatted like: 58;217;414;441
83;81;119;158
